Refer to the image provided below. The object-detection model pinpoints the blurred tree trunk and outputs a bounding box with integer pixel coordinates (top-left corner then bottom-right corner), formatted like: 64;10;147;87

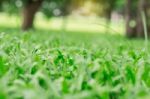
105;0;116;20
126;0;150;38
61;0;72;32
102;0;116;33
0;0;3;11
125;0;137;38
105;8;112;33
22;0;43;31
138;0;150;37
136;0;148;37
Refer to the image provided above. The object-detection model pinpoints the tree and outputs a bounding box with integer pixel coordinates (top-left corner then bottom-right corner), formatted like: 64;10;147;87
99;0;117;20
22;0;73;30
22;0;43;30
125;0;137;37
0;0;43;30
0;0;3;11
1;0;72;30
125;0;150;38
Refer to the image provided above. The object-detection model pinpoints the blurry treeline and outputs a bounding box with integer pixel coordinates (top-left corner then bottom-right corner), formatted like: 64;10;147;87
0;0;150;38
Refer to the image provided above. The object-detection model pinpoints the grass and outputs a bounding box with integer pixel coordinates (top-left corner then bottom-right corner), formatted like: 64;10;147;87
0;14;150;99
0;13;125;34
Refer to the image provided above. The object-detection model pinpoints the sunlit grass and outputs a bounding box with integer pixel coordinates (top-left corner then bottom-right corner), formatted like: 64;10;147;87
36;13;125;34
0;13;125;34
0;13;21;28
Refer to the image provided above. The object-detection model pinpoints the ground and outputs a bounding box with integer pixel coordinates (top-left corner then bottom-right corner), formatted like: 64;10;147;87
0;14;150;99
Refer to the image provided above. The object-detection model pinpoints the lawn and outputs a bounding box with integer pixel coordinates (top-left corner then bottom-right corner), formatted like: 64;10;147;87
0;14;150;99
0;13;124;34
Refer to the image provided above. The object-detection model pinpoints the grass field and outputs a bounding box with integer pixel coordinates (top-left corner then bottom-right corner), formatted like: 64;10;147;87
0;14;150;99
0;13;124;34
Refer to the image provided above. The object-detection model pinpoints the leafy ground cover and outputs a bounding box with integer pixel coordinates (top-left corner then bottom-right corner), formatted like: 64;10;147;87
0;28;150;99
0;13;150;99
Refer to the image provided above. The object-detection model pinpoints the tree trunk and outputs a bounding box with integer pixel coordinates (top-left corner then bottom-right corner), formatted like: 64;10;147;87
140;0;150;37
0;0;3;11
105;9;112;34
125;0;137;38
136;0;148;37
22;0;43;31
125;0;150;38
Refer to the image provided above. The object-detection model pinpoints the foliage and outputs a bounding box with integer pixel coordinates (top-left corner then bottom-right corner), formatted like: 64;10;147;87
41;0;71;17
0;28;150;99
0;0;71;17
0;0;125;17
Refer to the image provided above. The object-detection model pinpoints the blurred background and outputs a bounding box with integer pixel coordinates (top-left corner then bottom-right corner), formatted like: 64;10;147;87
0;0;150;38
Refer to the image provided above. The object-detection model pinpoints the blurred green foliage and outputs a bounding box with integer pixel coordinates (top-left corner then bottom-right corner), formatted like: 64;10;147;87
0;0;71;17
0;0;126;17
